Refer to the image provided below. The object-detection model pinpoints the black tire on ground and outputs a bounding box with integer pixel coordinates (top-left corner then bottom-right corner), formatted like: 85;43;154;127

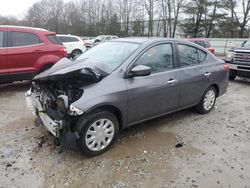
71;49;82;60
75;110;119;156
195;86;217;114
229;69;236;80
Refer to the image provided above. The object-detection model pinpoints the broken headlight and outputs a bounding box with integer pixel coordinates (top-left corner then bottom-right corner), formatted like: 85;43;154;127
69;105;84;115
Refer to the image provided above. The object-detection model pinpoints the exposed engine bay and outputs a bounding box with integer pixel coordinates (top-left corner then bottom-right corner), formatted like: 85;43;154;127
26;57;112;139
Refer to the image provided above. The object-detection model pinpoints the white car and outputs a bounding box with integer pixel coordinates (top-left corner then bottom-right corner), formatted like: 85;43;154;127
57;34;86;59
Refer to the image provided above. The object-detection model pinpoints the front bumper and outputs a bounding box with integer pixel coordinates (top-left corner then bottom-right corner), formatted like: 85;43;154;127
228;62;250;72
25;90;63;137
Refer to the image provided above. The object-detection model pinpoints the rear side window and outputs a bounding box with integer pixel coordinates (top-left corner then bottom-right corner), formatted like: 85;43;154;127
10;32;42;47
0;31;3;47
178;44;207;66
58;36;79;43
47;35;62;45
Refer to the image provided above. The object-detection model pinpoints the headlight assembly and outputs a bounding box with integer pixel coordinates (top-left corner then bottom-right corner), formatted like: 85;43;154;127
69;105;84;115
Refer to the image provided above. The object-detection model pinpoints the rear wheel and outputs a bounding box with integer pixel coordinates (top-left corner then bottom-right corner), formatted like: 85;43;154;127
76;110;119;156
195;86;217;114
229;69;236;80
71;49;82;60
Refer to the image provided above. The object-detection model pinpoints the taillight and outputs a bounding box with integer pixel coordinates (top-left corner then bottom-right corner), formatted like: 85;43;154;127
224;63;229;72
59;47;67;57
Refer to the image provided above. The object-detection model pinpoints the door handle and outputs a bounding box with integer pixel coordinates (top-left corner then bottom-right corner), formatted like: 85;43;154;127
204;72;211;77
167;79;177;85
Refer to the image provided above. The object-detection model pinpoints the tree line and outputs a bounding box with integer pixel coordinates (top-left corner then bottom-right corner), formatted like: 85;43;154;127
0;0;250;38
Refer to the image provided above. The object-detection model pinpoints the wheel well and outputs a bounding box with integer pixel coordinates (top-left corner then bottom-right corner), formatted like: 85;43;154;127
210;84;219;97
72;49;82;53
89;105;123;130
39;63;53;73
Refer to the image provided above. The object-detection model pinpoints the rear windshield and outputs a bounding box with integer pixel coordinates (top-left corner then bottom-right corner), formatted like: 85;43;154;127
46;34;62;45
58;36;79;43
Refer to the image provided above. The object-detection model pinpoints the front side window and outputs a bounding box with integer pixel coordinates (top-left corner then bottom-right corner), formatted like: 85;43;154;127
178;44;207;66
10;32;41;47
0;31;3;47
134;43;174;73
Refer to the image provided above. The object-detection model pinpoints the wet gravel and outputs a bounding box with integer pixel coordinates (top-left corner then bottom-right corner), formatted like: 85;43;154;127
0;78;250;188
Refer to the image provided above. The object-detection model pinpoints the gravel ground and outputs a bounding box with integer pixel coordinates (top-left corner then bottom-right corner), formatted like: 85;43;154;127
0;78;250;188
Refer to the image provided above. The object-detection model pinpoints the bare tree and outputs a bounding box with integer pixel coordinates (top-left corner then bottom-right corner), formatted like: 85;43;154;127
229;0;250;37
144;0;155;36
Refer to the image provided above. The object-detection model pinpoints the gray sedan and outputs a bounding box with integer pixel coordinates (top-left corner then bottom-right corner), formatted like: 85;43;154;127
26;38;229;156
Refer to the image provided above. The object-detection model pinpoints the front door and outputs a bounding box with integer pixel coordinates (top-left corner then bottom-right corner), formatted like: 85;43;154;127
126;43;180;124
0;31;8;81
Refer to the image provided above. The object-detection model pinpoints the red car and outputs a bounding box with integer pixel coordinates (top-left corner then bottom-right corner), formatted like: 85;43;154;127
0;25;67;83
186;38;215;54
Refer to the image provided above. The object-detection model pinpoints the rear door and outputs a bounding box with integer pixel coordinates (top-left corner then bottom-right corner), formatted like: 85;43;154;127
0;31;8;77
7;31;43;75
176;43;212;108
126;43;180;124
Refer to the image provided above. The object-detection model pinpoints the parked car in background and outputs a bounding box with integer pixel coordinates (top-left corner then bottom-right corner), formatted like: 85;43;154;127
0;25;67;84
225;39;250;80
57;34;86;59
186;38;215;54
26;38;229;156
91;35;118;47
82;37;95;50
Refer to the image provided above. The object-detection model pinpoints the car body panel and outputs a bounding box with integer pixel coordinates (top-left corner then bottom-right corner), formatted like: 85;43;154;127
0;25;67;83
29;38;229;135
126;69;181;124
57;35;86;55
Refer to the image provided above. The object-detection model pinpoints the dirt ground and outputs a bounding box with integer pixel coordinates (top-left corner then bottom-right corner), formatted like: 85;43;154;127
0;78;250;188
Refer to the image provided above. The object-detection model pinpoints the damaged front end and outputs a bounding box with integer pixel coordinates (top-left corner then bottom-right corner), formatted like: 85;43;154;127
25;57;111;149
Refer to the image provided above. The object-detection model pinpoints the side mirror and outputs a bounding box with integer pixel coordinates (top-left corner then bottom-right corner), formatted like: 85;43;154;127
130;65;151;77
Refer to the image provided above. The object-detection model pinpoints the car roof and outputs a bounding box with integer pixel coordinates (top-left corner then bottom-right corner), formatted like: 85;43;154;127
0;25;55;34
57;34;79;38
114;37;188;44
186;38;209;42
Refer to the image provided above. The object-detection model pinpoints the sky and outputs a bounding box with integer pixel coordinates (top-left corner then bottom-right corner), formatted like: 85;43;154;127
0;0;73;18
0;0;42;18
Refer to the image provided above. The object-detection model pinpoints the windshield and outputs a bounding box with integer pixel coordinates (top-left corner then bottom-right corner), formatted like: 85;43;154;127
95;35;105;41
77;42;140;70
242;40;250;47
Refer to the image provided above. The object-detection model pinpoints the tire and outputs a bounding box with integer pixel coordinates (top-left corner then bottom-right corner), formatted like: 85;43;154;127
195;86;217;114
71;49;82;60
75;110;119;156
229;69;236;80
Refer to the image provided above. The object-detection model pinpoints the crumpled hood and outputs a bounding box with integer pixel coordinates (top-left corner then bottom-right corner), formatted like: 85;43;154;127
33;57;112;81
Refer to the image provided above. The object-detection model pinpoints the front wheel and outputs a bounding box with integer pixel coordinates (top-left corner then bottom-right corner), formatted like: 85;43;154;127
195;86;217;114
76;110;119;156
229;69;236;80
